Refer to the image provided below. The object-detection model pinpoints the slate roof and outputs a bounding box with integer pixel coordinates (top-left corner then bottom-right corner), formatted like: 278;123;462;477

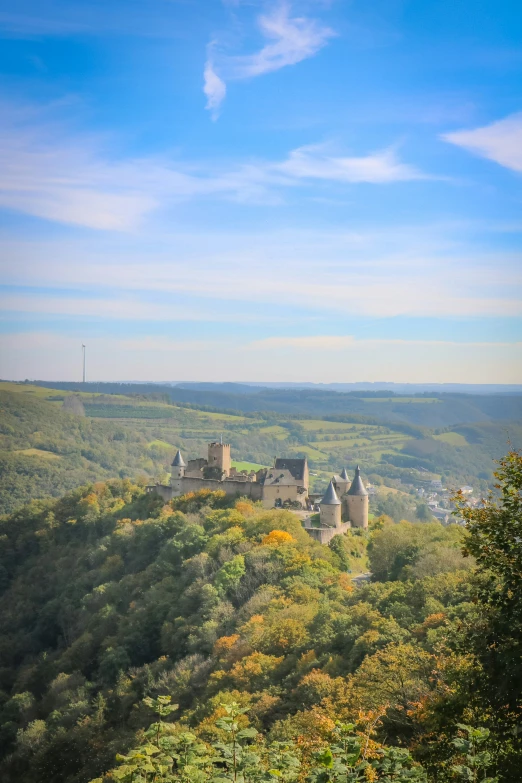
321;480;341;505
274;457;307;482
171;450;186;467
340;467;349;480
263;468;302;486
347;465;368;496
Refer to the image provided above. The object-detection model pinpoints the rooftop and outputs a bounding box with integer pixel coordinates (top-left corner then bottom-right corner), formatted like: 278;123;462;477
321;480;341;505
171;449;186;467
347;466;368;496
274;457;307;482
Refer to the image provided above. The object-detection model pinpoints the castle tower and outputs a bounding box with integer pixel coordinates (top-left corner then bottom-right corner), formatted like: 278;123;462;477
334;467;350;498
170;449;186;495
208;442;231;477
345;466;368;529
320;480;342;528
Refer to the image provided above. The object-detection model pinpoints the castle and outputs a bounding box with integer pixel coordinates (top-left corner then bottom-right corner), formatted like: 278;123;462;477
305;466;369;544
147;441;308;509
147;441;368;542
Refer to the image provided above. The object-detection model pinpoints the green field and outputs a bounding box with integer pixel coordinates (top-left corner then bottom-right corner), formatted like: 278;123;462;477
231;460;267;472
15;448;62;460
148;439;174;450
434;431;469;446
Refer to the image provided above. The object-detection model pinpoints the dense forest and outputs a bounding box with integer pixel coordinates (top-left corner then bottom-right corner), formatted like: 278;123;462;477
0;451;521;782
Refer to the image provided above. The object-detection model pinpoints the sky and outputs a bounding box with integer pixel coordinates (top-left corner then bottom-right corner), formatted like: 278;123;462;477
0;0;521;383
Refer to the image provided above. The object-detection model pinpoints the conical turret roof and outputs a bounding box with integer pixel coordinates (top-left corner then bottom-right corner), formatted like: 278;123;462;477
340;467;349;481
171;449;186;467
321;479;341;505
347;465;367;496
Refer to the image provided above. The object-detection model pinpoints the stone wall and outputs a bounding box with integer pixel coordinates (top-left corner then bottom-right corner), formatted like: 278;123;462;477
304;520;351;545
148;476;264;502
261;484;307;509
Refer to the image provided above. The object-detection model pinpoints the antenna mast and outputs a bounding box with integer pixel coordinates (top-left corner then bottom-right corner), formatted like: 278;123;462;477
82;344;86;383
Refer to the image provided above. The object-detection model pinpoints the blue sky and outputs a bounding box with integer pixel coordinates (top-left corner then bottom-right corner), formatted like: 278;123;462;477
0;0;521;382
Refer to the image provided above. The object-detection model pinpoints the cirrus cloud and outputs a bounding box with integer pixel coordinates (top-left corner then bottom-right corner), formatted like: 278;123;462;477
442;112;522;173
204;2;335;116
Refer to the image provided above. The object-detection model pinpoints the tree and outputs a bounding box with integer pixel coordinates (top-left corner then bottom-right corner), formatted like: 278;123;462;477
454;450;522;774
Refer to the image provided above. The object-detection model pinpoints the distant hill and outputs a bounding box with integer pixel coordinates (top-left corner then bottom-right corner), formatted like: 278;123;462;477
174;380;522;395
1;381;521;515
30;380;522;427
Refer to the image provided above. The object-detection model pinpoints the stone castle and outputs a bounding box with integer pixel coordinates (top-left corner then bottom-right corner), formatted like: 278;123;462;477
147;441;309;509
305;467;368;544
147;440;368;542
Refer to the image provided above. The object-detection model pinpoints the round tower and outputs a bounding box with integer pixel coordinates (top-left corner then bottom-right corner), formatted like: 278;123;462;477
320;479;342;528
345;466;368;529
170;449;186;495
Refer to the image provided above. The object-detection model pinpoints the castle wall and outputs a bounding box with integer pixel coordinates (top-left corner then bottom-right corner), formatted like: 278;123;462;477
304;520;351;545
150;476;264;502
345;495;369;529
148;484;174;502
320;503;342;529
261;484;307;509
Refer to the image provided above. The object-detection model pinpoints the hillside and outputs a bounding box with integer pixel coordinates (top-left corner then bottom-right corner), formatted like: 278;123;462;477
1;455;521;783
1;383;521;515
31;380;522;426
0;481;492;782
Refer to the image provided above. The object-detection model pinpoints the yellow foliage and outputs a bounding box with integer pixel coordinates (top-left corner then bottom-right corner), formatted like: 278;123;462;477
338;573;354;592
81;493;99;508
258;617;310;655
229;652;284;689
213;634;240;657
235;500;255;516
262;530;296;546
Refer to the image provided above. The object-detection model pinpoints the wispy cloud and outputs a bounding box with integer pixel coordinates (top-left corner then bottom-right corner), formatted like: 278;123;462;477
230;3;335;78
442;112;522;173
0;102;426;230
203;55;227;121
251;335;520;350
274;143;423;183
205;2;334;115
2;224;520;319
0;293;212;322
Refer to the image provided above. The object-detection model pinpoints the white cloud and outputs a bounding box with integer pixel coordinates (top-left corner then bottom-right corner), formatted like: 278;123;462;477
251;335;520;350
205;2;334;115
0;294;212;321
442;112;522;173
0;103;426;230
252;335;356;350
231;3;334;78
1;225;520;319
203;57;227;119
274;144;422;183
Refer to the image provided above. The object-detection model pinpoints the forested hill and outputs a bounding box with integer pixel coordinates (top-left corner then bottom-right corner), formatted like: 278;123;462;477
32;381;522;427
1;460;522;783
